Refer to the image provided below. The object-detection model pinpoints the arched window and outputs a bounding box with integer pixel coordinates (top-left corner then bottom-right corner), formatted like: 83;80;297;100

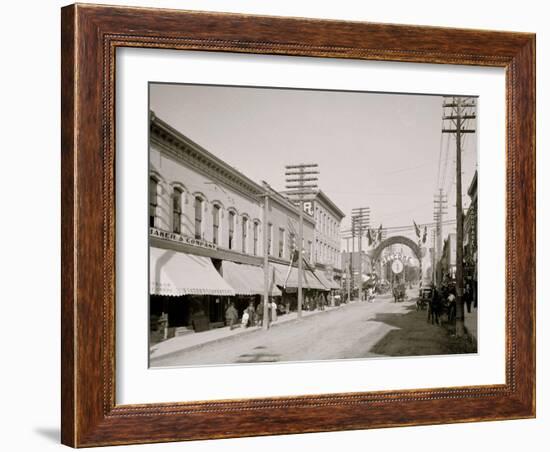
267;223;273;256
149;176;158;228
242;216;248;253
253;221;260;256
172;187;183;233
278;227;285;258
212;204;220;245
228;210;235;250
194;196;203;239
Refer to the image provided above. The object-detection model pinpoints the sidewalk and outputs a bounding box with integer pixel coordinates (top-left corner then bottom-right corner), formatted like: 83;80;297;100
150;301;358;360
464;306;478;340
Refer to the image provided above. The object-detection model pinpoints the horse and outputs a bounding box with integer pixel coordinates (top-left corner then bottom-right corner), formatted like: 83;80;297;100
416;297;427;311
442;296;456;323
427;290;443;325
393;284;406;303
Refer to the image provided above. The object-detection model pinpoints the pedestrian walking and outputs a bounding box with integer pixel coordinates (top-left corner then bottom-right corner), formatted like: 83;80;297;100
241;310;250;328
371;287;375;302
225;301;238;330
271;300;278;322
317;294;325;311
464;283;473;313
446;290;456;322
267;298;273;325
255;301;264;327
246;301;256;326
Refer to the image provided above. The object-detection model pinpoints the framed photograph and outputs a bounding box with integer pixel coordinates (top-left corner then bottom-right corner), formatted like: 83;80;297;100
61;3;535;447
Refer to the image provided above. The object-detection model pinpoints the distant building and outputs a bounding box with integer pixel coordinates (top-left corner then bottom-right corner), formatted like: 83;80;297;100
341;251;372;290
305;191;345;287
440;233;457;282
463;170;478;301
280;189;345;290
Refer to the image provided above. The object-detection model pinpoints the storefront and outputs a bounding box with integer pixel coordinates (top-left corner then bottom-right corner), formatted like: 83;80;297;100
220;261;282;317
149;247;235;340
270;263;330;311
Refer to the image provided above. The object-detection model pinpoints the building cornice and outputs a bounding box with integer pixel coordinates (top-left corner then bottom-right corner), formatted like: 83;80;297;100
314;190;346;220
150;112;314;225
150;113;261;201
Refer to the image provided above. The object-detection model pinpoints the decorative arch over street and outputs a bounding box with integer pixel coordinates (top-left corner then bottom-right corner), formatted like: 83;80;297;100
371;235;422;262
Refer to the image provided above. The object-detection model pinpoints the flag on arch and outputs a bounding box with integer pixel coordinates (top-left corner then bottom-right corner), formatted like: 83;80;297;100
413;220;421;238
367;229;374;246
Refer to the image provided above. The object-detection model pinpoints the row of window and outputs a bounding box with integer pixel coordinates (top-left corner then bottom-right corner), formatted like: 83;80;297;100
314;206;339;240
315;239;340;267
149;177;261;255
150;177;314;261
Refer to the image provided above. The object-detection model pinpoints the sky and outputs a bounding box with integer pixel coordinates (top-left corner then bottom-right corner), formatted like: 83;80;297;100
150;83;477;255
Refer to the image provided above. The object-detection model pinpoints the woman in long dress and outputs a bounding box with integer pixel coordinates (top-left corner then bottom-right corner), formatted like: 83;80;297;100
271;300;277;322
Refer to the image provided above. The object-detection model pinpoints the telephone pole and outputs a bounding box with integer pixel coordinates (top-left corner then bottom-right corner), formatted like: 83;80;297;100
431;228;437;284
345;236;351;303
261;182;271;330
433;189;447;286
351;207;370;302
442;96;476;337
285;163;319;318
340;230;355;301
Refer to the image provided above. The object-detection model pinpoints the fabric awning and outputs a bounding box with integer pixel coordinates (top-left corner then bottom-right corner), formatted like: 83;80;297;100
150;247;235;296
315;271;340;290
272;263;329;291
221;261;282;296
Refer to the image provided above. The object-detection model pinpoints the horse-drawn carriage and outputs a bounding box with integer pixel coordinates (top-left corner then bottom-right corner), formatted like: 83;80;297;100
425;285;457;324
376;280;390;294
416;287;432;311
392;283;407;303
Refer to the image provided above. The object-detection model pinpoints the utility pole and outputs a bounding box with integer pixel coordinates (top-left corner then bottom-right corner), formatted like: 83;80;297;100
431;228;436;284
351;219;356;299
261;182;270;330
433;189;447;286
351;207;370;302
442;96;476;337
345;236;351;303
285;163;319;318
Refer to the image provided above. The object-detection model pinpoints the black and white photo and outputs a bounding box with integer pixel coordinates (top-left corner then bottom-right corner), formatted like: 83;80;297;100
148;83;478;367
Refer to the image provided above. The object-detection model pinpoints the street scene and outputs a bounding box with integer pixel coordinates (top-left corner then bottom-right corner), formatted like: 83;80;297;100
150;288;476;367
148;83;478;367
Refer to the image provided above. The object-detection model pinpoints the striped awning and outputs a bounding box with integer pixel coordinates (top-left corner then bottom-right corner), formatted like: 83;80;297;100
272;263;329;291
150;247;235;297
221;261;282;296
315;271;340;290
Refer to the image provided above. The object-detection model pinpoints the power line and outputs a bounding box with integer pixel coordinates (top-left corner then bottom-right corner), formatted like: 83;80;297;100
340;219;456;236
436;111;445;189
442;95;477;337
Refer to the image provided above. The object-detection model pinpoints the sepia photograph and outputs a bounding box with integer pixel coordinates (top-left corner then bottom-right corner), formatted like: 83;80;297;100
148;83;478;368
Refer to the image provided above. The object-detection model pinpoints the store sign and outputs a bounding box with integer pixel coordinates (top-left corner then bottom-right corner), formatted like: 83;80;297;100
303;201;313;215
149;227;218;250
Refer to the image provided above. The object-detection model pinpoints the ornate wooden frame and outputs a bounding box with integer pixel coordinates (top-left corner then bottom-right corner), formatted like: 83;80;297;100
61;3;535;447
